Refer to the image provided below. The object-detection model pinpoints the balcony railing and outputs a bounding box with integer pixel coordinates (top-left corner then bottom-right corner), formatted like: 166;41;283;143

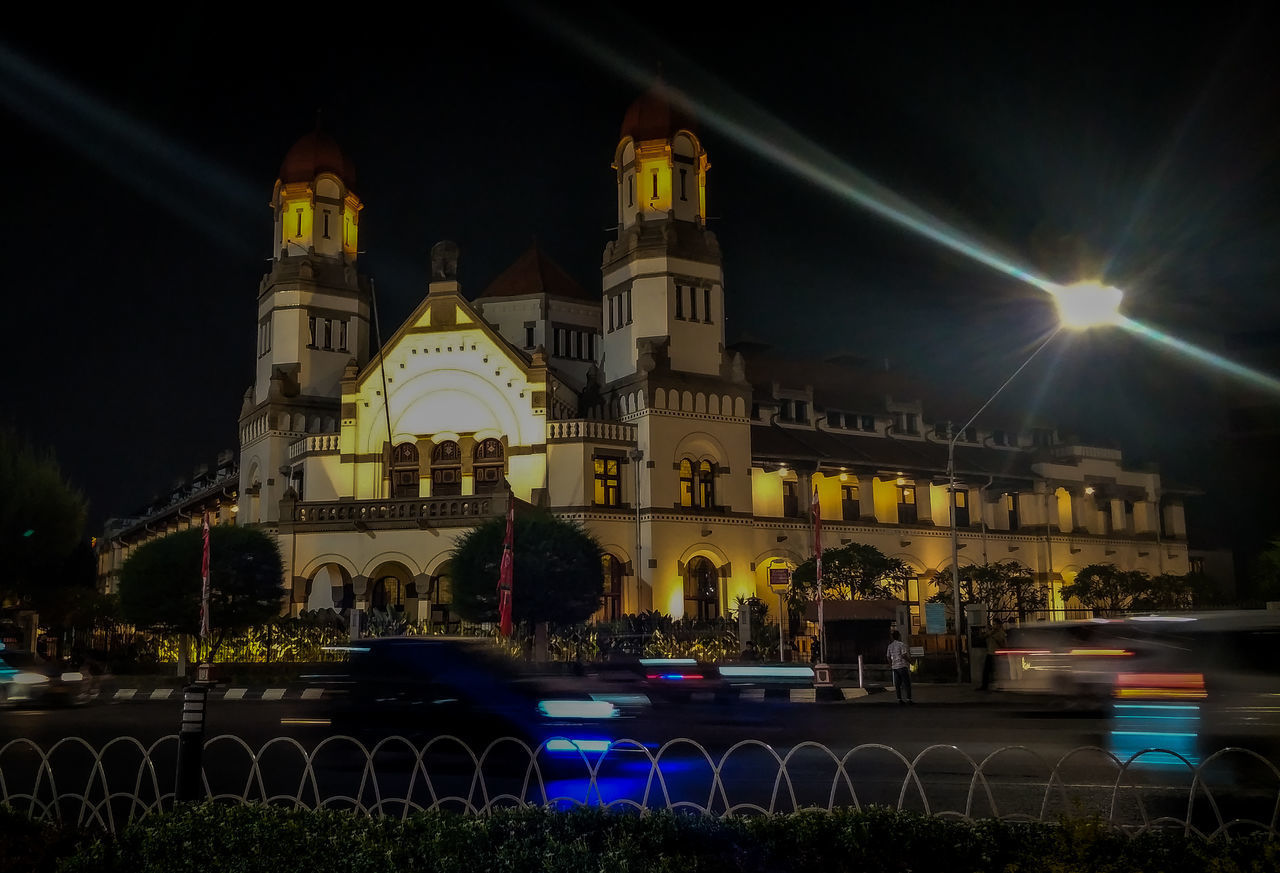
287;492;505;529
547;419;636;443
288;434;341;460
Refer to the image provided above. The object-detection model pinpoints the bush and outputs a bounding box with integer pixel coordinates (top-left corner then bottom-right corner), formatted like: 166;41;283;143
8;802;1272;873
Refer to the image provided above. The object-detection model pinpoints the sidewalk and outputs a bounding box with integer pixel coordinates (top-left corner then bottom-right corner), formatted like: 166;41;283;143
840;682;1014;705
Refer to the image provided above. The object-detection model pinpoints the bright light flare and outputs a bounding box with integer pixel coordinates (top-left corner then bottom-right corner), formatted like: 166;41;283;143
1051;281;1125;329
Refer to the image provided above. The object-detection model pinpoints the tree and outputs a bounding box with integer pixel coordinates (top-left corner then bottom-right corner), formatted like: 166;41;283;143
1061;563;1150;616
788;542;911;611
118;525;284;648
932;561;1048;623
0;427;88;607
1250;536;1280;603
451;510;604;627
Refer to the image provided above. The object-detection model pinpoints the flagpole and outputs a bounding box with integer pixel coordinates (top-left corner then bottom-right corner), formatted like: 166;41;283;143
199;511;211;682
812;486;827;673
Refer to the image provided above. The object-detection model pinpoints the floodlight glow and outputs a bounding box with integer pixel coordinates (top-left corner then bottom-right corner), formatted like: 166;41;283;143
1050;281;1124;329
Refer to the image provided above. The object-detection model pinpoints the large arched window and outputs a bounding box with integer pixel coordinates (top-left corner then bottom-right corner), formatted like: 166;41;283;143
599;554;624;621
473;438;505;493
697;460;715;508
678;459;694;508
432;441;461;496
390;442;419;498
684;557;720;621
679;458;716;509
371;576;405;612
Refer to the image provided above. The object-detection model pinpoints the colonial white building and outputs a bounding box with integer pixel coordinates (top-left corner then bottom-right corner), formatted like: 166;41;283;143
224;87;1190;634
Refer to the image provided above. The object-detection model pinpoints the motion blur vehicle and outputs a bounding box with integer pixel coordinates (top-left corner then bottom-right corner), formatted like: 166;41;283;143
997;611;1280;757
314;637;640;753
0;645;97;707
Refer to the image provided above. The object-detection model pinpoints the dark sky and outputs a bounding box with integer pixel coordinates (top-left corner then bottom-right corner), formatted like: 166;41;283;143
3;4;1277;540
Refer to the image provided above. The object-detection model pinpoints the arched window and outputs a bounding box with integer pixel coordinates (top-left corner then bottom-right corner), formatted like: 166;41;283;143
390;442;419;498
678;459;694;508
473;438;505;493
697;460;715;509
432;441;461;496
599;554;624;621
371;576;405;611
684;557;720;621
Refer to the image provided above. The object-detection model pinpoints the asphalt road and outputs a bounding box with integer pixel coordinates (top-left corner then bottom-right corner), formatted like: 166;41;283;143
5;692;1273;831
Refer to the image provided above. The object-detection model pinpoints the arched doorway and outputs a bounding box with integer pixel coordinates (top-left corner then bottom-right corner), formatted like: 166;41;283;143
597;554;624;621
684;556;720;621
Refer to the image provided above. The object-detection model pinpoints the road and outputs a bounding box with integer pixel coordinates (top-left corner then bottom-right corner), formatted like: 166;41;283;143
4;689;1274;832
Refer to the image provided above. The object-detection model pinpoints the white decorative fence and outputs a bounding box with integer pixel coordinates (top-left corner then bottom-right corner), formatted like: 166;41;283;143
2;735;1277;839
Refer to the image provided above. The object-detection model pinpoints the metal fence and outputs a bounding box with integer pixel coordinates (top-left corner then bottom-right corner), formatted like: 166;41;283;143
2;735;1276;839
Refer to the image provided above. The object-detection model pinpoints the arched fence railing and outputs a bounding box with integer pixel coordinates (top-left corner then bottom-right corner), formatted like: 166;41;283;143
2;735;1276;839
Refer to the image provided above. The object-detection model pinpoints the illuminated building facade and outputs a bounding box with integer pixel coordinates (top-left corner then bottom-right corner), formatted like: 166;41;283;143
238;89;1190;632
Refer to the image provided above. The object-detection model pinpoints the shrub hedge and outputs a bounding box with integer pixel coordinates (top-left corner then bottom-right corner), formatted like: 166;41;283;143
2;803;1277;873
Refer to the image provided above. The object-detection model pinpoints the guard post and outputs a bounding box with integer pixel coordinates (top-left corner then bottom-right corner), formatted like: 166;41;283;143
174;670;210;803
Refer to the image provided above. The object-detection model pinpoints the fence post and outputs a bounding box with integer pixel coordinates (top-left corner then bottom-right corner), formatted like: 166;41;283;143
174;682;208;803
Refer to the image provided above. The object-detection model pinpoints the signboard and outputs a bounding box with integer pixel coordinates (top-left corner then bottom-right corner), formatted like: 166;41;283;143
925;602;947;635
768;567;791;592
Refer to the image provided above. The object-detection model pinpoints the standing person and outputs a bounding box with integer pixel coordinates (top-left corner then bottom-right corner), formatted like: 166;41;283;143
887;630;913;704
979;619;1007;691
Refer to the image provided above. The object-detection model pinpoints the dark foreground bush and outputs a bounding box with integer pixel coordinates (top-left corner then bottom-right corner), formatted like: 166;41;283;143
2;802;1276;873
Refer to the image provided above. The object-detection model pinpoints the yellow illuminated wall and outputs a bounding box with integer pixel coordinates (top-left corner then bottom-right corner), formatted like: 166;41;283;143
1056;487;1074;532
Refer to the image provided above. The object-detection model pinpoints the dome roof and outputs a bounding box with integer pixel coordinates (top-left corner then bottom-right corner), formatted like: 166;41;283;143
619;81;696;142
278;131;356;187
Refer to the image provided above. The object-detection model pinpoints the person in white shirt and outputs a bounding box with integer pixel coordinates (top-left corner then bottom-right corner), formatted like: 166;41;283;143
887;630;913;704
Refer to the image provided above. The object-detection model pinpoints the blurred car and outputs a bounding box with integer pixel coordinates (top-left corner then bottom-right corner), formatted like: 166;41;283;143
996;610;1280;756
313;636;639;753
0;647;97;707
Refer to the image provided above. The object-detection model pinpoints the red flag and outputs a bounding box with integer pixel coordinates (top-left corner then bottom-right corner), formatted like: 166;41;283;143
496;495;514;637
200;512;211;640
813;486;824;660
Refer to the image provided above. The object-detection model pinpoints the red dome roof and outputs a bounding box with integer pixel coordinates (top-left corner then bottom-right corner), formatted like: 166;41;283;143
278;131;356;187
620;82;696;142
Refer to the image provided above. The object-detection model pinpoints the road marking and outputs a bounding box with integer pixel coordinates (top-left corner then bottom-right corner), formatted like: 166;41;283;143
261;688;285;701
789;688;817;703
150;689;172;700
300;688;323;700
223;688;247;700
280;717;330;726
114;689;136;700
739;688;766;701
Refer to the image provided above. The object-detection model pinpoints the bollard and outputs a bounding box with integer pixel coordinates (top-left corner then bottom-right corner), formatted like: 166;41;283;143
174;683;208;803
857;654;864;689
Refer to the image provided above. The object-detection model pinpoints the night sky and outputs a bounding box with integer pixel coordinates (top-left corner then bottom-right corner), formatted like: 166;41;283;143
3;5;1277;550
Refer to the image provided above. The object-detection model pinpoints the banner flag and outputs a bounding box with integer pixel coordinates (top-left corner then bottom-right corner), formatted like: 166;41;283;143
497;494;514;637
200;512;211;641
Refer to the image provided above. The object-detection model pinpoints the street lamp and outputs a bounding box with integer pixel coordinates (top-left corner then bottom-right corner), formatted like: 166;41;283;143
947;281;1123;684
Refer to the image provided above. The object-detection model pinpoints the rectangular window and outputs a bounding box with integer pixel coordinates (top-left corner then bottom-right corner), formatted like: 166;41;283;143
609;296;616;331
842;483;860;521
524;324;534;349
320;318;332;350
675;285;684;319
827;412;842;428
993;429;1008;447
898;485;917;524
905;413;918;434
555;328;566;357
307;316;317;348
794;401;808;423
594;457;621;507
295;209;303;237
336;319;348;352
861;415;875;431
652;171;658;200
689;285;698;321
625;289;632;324
703;287;712;323
569;330;578;360
679;168;688;200
1005;493;1020;530
954;489;969;527
323;212;330;239
627;174;633;207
